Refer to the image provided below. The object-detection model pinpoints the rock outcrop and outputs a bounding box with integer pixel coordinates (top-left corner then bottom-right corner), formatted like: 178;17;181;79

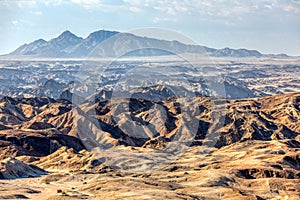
0;157;46;179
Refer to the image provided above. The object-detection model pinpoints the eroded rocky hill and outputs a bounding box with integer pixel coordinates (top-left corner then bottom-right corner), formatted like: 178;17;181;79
0;93;299;199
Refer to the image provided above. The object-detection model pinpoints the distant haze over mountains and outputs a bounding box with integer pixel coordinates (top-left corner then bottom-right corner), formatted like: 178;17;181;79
5;30;289;58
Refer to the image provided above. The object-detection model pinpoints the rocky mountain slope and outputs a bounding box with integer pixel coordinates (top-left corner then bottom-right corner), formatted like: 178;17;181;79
0;92;299;199
11;31;83;57
5;30;288;58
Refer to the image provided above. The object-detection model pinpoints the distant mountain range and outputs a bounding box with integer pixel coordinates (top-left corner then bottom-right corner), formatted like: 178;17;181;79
5;30;289;58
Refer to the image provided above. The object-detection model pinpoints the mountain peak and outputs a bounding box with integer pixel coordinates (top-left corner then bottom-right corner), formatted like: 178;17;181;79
87;30;119;40
56;30;81;40
6;29;288;58
35;38;47;43
43;30;84;55
62;30;72;34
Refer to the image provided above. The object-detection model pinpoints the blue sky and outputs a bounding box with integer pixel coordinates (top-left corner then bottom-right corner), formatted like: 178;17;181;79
1;0;300;55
